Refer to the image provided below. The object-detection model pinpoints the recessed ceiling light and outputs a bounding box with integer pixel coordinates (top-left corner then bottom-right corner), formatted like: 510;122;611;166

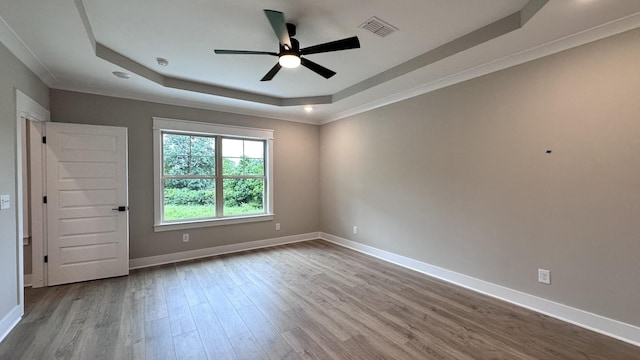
112;71;130;79
304;105;313;112
156;57;169;66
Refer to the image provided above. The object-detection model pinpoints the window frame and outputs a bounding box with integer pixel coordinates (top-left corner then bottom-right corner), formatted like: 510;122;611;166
153;117;274;232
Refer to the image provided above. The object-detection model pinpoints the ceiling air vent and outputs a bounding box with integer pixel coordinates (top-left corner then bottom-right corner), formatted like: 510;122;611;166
359;16;398;37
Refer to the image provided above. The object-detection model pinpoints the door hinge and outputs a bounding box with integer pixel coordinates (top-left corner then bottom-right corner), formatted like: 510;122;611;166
42;136;46;144
43;196;47;204
44;255;48;263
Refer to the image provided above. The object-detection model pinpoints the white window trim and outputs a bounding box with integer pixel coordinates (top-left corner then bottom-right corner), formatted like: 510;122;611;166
152;117;274;232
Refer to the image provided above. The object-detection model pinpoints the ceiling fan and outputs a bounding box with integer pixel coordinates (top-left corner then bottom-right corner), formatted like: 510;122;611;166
214;10;361;81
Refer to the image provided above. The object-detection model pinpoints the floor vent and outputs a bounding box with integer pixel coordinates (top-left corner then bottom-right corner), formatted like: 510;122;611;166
359;16;398;37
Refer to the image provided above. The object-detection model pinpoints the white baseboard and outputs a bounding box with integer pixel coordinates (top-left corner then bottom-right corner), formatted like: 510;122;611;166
0;306;22;344
129;232;320;269
320;232;640;348
24;274;32;288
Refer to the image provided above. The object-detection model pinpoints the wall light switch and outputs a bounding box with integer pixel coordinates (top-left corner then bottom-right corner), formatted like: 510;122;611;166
0;195;10;210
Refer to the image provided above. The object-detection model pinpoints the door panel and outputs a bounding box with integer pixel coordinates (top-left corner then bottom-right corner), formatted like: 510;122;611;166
46;122;128;285
59;189;118;208
59;162;117;179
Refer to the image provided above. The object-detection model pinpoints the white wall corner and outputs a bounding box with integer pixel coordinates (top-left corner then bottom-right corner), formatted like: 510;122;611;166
319;232;640;348
0;306;22;344
129;232;321;269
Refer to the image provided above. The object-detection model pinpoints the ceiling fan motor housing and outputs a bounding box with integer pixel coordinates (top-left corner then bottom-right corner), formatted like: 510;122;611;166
286;23;296;37
281;38;300;55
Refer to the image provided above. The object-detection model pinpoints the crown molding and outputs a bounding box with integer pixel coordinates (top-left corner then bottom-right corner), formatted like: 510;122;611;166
323;11;640;124
0;15;56;85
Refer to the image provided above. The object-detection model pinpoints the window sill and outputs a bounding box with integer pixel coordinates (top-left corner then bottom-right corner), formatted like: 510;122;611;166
154;214;274;232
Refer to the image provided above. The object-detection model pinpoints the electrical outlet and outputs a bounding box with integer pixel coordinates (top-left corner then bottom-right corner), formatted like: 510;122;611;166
182;233;190;243
538;268;551;284
275;223;280;231
353;226;358;234
0;195;9;210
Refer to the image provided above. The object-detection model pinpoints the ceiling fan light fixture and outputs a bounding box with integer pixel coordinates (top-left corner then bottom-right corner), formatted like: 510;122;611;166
279;54;301;68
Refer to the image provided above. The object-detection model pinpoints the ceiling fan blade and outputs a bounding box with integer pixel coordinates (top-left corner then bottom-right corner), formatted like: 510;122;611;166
264;10;291;49
300;36;360;55
214;49;278;56
301;57;336;79
261;63;283;81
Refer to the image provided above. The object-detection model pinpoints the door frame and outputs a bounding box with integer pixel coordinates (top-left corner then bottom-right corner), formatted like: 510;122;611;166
16;90;49;301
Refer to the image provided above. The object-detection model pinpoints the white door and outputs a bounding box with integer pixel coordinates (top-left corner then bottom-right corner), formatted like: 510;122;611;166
45;122;129;285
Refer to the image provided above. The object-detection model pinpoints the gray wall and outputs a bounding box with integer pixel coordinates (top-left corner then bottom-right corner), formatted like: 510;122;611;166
6;23;638;335
49;90;320;260
0;43;48;322
320;28;640;326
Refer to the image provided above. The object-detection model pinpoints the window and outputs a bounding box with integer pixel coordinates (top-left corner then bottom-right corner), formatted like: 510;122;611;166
153;118;273;231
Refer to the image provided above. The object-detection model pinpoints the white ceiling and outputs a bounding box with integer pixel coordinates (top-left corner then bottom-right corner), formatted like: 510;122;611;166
0;0;639;124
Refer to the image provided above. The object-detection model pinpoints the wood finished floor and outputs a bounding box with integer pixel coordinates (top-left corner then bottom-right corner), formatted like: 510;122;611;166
1;240;639;360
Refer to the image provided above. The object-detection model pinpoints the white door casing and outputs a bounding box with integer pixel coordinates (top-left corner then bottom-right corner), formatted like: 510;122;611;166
16;90;49;299
28;120;46;288
45;122;129;285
